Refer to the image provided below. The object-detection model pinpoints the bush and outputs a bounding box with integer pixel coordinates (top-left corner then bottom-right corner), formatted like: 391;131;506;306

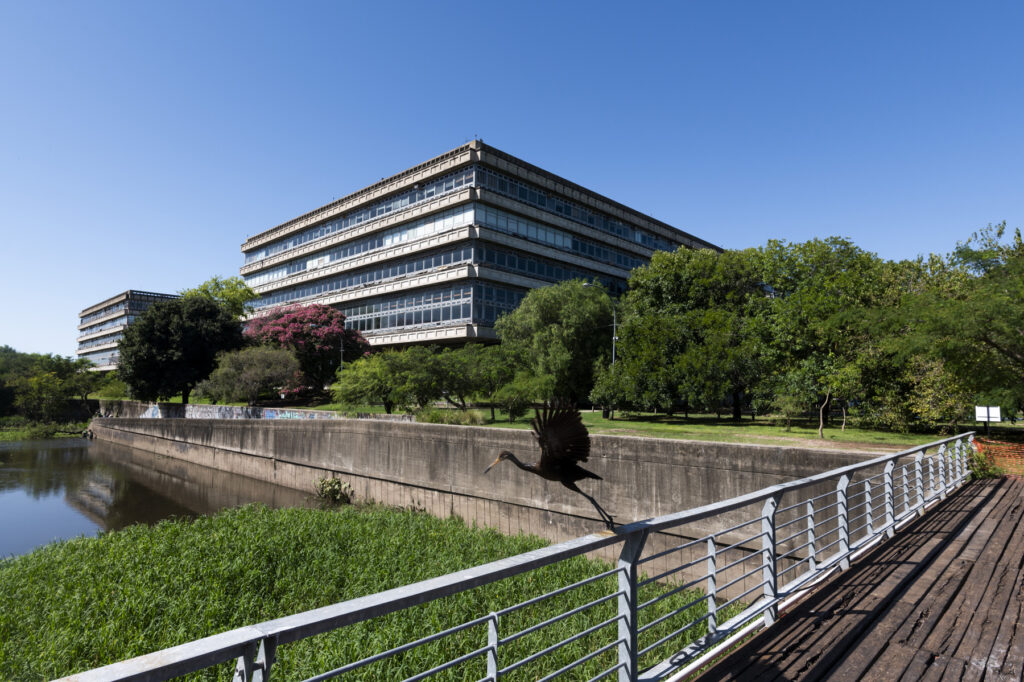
95;378;129;399
24;423;60;440
970;444;1004;479
314;477;353;504
0;415;29;429
415;408;485;426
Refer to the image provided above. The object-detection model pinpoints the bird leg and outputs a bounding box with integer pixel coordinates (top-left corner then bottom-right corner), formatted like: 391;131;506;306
566;483;615;529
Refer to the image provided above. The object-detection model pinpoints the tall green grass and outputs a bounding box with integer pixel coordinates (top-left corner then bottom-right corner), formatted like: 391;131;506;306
0;505;730;680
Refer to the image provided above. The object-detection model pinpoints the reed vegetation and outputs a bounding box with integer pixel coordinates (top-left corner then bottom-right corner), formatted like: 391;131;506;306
0;504;729;680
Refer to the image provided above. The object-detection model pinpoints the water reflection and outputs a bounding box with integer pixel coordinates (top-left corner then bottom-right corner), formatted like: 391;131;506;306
0;439;314;559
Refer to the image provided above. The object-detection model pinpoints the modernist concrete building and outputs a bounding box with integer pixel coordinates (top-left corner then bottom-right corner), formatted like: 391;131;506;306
240;141;718;346
77;290;179;371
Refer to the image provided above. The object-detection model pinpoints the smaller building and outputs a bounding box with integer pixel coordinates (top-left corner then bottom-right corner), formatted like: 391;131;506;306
76;290;179;371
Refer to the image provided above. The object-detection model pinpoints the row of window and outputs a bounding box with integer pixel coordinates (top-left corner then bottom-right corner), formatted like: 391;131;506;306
245;205;474;288
474;204;647;271
478;245;624;295
341;285;473;319
475;167;675;251
337;283;526;333
80;302;127;326
244;168;475;264
77;331;124;352
80;348;119;366
79;315;136;337
252;244;474;309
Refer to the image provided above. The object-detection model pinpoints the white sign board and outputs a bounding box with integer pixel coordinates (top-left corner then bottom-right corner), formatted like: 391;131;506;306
975;406;1002;422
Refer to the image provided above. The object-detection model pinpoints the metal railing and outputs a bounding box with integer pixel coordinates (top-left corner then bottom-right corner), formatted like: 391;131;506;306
62;433;975;682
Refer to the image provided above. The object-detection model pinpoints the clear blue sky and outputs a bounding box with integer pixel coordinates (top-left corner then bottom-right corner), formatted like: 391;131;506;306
2;1;1021;356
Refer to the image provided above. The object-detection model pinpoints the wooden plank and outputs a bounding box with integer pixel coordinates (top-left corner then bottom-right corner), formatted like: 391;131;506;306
950;482;1024;667
918;653;965;681
837;481;1016;681
767;484;994;680
700;483;990;681
697;478;1011;682
922;482;1024;659
897;648;935;681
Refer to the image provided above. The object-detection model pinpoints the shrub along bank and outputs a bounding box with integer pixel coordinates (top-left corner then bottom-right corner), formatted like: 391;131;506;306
0;504;725;680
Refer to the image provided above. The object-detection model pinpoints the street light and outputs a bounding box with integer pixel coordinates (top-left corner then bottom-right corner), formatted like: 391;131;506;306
582;282;619;366
583;282;621;419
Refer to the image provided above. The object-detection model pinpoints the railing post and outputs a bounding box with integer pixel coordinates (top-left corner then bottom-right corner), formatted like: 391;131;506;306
929;455;937;502
954;438;962;481
706;537;717;638
618;530;648;682
921;448;929;512
761;494;781;626
967;434;975;480
234;637;275;682
863;480;872;537
486;612;499;681
902;464;910;517
806;500;816;574
938;444;947;499
884;460;895;538
837;475;850;571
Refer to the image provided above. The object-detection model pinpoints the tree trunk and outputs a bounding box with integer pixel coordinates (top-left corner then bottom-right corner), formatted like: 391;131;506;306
732;391;742;420
490;404;496;421
182;387;191;405
383;400;393;414
818;388;831;439
842;403;847;431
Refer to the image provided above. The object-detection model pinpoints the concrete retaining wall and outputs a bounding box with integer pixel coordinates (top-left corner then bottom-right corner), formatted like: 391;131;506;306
92;417;877;541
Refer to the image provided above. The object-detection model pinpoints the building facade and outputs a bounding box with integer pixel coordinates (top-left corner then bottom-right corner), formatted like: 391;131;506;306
77;290;179;370
240;141;718;346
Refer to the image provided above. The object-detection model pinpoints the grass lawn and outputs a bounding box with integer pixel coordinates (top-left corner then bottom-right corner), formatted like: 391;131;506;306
319;399;952;450
487;410;944;450
0;504;728;680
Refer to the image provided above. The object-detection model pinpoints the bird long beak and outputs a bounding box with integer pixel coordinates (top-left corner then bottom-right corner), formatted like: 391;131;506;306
483;456;501;475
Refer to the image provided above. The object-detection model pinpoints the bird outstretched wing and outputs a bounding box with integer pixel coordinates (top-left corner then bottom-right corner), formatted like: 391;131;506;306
533;404;591;469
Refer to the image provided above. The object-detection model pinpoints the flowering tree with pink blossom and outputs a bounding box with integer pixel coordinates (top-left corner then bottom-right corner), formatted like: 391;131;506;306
245;304;369;393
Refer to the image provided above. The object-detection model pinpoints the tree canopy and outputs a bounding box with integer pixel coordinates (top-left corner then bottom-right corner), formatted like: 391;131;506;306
195;346;300;405
179;276;258;319
494;280;612;404
118;297;244;404
245;303;369;392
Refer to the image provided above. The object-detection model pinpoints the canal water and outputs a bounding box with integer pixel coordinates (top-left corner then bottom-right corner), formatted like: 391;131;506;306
0;438;313;559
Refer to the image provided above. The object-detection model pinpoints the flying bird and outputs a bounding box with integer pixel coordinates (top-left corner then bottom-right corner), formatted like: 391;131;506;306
484;405;614;529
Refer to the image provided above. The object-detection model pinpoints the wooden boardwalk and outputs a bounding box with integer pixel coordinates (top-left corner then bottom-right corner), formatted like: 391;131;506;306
699;477;1024;681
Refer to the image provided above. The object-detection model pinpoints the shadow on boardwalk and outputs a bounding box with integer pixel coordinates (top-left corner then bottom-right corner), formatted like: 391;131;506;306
700;477;1024;681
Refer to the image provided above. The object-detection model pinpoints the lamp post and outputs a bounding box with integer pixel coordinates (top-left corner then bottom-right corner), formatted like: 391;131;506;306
583;282;620;418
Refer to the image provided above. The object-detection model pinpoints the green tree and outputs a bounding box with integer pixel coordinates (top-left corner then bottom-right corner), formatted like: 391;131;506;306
334;351;410;414
179;276;259;319
472;345;516;420
758;238;887;435
494;280;612;404
616;247;766;417
13;372;66;422
195;347;300;405
389;346;444;409
922;223;1024;407
118;297;244;404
